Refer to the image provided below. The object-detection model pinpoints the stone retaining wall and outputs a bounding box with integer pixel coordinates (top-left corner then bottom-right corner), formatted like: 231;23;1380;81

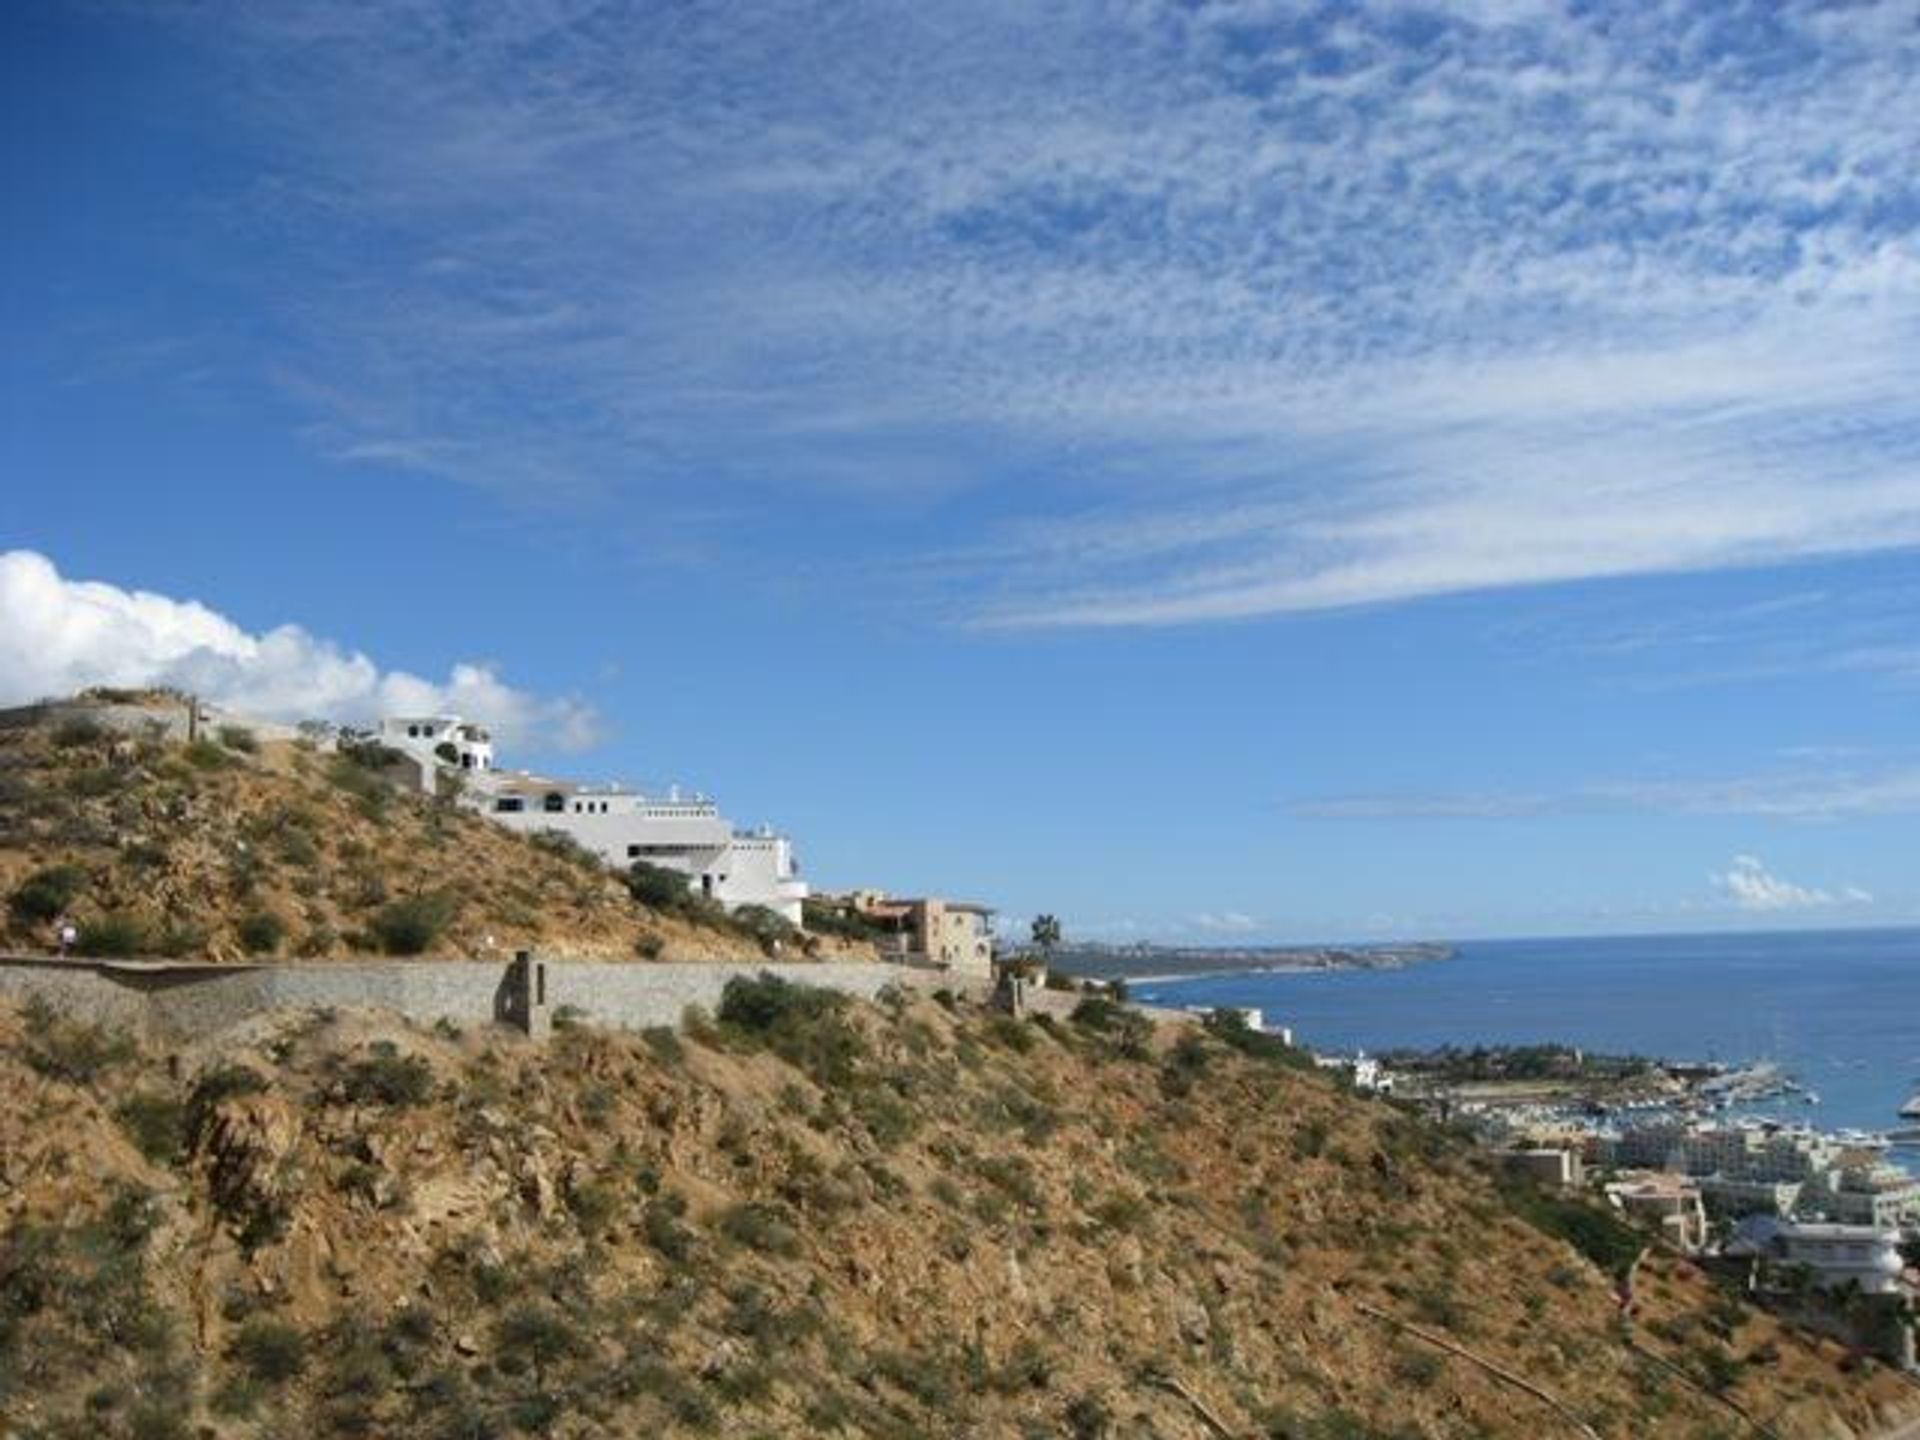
0;955;917;1044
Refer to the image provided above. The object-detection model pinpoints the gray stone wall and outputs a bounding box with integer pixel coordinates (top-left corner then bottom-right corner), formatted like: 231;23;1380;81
0;956;918;1043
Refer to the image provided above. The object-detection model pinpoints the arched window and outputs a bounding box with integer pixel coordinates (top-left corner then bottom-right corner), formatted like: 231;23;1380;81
544;792;566;813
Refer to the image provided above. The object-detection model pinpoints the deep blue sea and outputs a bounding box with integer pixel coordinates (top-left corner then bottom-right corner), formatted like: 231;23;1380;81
1133;927;1920;1142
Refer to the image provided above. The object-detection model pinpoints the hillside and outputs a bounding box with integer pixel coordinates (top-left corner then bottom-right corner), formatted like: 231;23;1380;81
0;697;858;964
2;982;1915;1440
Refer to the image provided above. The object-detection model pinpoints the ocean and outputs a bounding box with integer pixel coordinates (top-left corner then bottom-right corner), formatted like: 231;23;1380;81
1132;926;1920;1144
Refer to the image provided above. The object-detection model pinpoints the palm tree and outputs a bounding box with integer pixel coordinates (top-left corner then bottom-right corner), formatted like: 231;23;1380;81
1030;914;1062;960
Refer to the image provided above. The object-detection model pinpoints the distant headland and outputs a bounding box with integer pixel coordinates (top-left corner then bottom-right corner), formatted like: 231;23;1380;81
1052;940;1454;983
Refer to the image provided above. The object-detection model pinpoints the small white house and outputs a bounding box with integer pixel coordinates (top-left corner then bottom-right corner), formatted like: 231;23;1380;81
381;716;495;773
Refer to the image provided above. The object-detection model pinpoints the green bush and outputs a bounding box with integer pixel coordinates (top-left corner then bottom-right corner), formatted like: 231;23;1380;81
1202;1007;1315;1069
732;903;801;955
626;859;695;910
217;725;257;754
183;737;232;770
717;972;866;1087
634;930;665;960
229;1317;307;1384
51;714;107;748
9;863;87;924
718;1202;803;1257
338;1043;435;1107
236;910;287;956
116;1092;188;1165
493;1302;584;1374
78;912;150;957
1498;1176;1644;1280
370;892;457;956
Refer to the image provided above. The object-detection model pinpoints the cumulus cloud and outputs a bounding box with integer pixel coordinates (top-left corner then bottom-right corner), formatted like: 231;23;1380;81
1712;855;1871;912
0;550;599;749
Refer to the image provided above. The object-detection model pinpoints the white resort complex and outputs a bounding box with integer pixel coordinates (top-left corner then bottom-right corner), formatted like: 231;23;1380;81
379;714;809;925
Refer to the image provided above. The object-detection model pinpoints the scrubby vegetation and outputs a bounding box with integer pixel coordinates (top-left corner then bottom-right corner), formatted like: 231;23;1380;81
0;699;871;963
0;987;1903;1440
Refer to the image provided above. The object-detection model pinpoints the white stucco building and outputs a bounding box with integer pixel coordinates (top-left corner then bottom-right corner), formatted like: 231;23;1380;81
1728;1216;1908;1296
379;716;495;773
379;716;807;925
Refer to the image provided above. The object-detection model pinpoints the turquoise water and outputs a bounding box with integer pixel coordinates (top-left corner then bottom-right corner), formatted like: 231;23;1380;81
1134;927;1920;1139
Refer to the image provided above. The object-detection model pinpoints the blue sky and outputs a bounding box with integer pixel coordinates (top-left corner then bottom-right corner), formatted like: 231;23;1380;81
5;0;1920;943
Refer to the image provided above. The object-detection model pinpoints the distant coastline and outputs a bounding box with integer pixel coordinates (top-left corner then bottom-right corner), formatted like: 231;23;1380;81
1054;940;1453;983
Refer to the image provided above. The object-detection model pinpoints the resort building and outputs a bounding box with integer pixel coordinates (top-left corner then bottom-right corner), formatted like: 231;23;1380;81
1818;1163;1920;1229
1727;1217;1908;1296
380;716;808;926
841;893;996;977
1605;1173;1708;1253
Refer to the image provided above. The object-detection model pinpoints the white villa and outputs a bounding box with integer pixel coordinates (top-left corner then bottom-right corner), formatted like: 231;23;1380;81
380;714;808;925
379;716;495;773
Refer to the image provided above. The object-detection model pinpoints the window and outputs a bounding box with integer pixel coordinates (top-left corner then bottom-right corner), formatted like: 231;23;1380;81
408;724;419;737
495;797;525;813
627;844;641;857
544;792;566;813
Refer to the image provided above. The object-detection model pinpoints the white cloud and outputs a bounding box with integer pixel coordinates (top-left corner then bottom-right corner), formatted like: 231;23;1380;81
1192;911;1260;935
0;550;599;750
139;2;1920;624
1299;765;1920;821
1711;855;1871;912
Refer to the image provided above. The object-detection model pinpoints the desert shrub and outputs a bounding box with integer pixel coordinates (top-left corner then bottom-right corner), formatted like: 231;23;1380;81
79;912;150;957
217;725;257;754
718;1201;803;1257
21;998;138;1085
338;1043;435;1107
277;829;320;867
800;896;888;941
982;1015;1035;1053
642;1196;698;1263
229;1317;306;1384
116;1092;187;1165
626;859;696;910
9;863;86;924
529;829;603;871
732;903;801;956
337;737;405;771
1203;1007;1315;1069
183;737;232;770
66;765;119;797
1498;1176;1643;1280
634;930;665;960
552;1003;589;1032
51;714;107;748
1391;1344;1444;1387
717;972;866;1087
641;1026;684;1064
369;892;457;956
325;754;389;810
493;1302;584;1375
1064;1392;1112;1439
1067;994;1151;1053
236;910;287;956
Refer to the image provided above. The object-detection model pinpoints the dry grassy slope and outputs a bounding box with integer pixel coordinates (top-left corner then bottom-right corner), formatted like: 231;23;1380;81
2;990;1915;1440
0;709;864;963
